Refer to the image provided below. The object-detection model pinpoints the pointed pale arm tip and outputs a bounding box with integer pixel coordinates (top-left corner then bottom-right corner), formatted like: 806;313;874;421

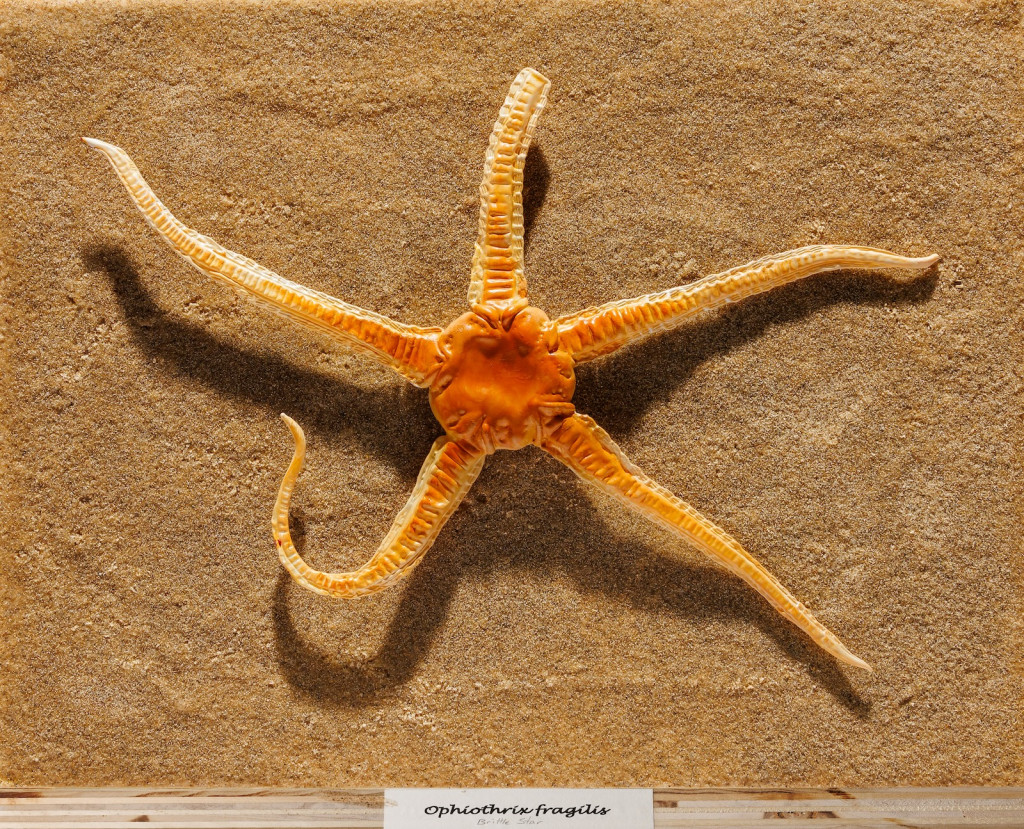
83;136;112;152
835;645;873;673
280;412;304;442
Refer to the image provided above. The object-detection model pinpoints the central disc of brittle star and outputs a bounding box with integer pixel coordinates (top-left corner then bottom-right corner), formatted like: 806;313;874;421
431;305;576;452
85;67;939;672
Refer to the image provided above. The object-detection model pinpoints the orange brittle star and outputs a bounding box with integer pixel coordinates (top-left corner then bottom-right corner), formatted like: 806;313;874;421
85;68;938;671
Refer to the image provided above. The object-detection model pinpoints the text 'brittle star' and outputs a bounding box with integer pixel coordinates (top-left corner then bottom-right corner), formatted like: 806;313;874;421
85;68;938;671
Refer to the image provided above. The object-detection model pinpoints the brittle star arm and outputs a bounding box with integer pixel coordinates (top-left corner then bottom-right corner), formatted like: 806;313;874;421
467;67;550;312
556;245;939;363
273;415;485;598
541;413;871;670
83;137;443;386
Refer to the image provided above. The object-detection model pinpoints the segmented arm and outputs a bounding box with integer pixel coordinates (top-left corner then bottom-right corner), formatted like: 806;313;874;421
542;413;871;670
273;415;485;598
84;138;443;386
557;245;939;363
467;68;550;310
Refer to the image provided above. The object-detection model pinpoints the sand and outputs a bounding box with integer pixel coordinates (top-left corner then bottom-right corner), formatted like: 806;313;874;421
1;0;1021;787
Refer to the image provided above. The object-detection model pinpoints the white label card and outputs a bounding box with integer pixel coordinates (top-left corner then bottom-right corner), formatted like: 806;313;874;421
384;788;653;829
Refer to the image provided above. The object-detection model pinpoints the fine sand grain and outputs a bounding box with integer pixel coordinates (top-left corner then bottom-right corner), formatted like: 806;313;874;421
1;0;1021;787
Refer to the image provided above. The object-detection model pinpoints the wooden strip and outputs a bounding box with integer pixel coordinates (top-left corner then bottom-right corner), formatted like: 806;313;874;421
655;788;1024;827
1;788;1023;827
0;789;382;829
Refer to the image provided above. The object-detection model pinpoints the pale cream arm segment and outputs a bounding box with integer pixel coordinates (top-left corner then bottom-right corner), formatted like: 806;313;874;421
83;137;443;386
467;68;550;310
542;413;871;670
273;415;485;598
557;245;939;363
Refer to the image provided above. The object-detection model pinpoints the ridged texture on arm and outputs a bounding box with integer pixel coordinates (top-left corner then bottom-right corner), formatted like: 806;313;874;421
542;413;871;670
558;245;939;363
273;415;485;598
84;137;443;386
467;68;549;308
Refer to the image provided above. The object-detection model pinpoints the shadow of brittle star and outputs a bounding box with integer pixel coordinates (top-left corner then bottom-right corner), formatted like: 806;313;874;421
85;68;939;671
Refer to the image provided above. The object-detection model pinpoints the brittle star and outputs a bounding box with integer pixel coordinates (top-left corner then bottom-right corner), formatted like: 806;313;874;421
85;68;938;671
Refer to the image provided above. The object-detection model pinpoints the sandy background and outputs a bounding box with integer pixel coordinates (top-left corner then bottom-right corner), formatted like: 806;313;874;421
1;0;1022;787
